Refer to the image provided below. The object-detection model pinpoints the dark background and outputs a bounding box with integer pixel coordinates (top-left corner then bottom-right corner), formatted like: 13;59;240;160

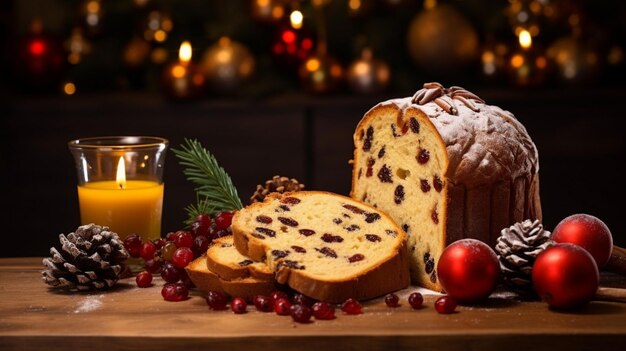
1;0;625;257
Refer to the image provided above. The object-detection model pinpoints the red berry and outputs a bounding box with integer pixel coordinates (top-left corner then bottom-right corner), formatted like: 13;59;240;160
192;214;212;237
292;293;316;307
160;262;181;283
385;293;400;308
161;283;188;302
165;231;177;242
144;258;162;274
161;242;177;261
206;291;229;310
175;230;194;248
172;247;194;269
341;298;362;315
408;292;424;309
135;271;153;288
253;295;273;312
214;211;235;230
290;304;312;323
140;241;157;261
270;290;289;304
435;296;457;314
193;235;210;257
274;298;292;316
152;238;166;249
312;302;336;320
231;297;247;314
123;234;142;258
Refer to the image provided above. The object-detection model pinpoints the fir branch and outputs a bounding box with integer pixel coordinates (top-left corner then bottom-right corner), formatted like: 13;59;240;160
173;139;243;221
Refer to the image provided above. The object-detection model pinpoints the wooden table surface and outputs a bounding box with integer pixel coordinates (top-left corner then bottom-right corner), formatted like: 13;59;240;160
1;257;625;351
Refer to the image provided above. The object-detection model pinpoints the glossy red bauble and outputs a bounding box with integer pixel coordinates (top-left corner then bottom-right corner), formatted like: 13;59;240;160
532;243;599;310
551;214;613;268
437;239;500;302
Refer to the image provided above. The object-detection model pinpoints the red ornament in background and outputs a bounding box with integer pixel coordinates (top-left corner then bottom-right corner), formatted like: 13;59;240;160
272;24;315;71
14;20;66;91
532;243;599;310
551;214;613;268
437;239;500;302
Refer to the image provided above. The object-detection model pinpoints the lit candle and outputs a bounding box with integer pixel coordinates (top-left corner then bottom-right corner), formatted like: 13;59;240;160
69;136;168;242
161;41;205;100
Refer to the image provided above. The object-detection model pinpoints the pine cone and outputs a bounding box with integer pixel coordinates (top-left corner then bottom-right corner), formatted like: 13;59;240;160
42;224;129;291
250;175;305;203
495;219;553;291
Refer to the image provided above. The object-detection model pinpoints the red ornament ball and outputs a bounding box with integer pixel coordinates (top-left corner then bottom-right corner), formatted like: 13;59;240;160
532;243;599;310
437;239;500;302
551;214;613;268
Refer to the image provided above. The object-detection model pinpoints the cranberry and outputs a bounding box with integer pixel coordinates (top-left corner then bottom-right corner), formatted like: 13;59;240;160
215;211;235;230
435;296;457;314
206;291;229;310
292;293;316;307
408;292;424;309
193;235;210;257
172;247;194;269
192;214;212;237
341;298;362;315
253;295;273;312
135;271;153;288
256;215;273;224
274;298;292;316
312;302;336;320
270;290;289;304
231;297;247;314
290;304;312;323
152;238;166;249
160;262;181;283
144;258;162;273
175;230;194;248
385;293;400;308
161;283;188;302
123;234;142;258
140;241;157;261
165;231;177;242
161;242;177;261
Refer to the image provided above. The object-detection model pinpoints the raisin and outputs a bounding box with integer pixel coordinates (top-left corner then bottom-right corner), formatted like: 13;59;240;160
433;175;443;192
345;224;360;232
281;197;301;205
425;259;435;274
363;126;374;151
391;124;399;138
378;146;386;159
291;245;306;253
220;243;233;248
299;229;315;237
430;271;437;283
358;168;362;179
321;233;344;243
278;260;305;270
394;185;405;204
417;148;430;164
348;254;365;263
239;260;253;266
423;252;431;264
272;250;290;259
377;164;392;183
343;213;352;218
342;204;365;214
420;179;431;193
365;234;381;242
402;224;410;233
365;212;381;223
275;205;290;212
366;157;375;177
278;217;299;227
385;229;398;237
359;129;365;140
333;218;343;225
256;215;273;224
255;227;276;237
316;247;338;258
251;233;266;240
431;209;439;224
409;117;420;134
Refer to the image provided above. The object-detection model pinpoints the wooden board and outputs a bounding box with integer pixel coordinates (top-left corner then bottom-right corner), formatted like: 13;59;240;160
1;258;625;351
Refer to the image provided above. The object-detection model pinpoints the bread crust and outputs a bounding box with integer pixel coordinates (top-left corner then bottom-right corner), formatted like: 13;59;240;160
232;191;410;303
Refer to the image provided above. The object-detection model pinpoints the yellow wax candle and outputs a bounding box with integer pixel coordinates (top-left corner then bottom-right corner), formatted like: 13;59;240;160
77;180;164;241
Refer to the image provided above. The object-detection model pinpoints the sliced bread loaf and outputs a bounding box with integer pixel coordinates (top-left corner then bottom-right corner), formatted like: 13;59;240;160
231;191;410;303
206;236;273;281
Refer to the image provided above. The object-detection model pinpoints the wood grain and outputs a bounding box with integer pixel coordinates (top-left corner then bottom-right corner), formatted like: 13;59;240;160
1;258;626;351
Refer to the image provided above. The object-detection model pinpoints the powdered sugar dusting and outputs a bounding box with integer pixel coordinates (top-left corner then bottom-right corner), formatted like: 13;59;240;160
73;295;104;313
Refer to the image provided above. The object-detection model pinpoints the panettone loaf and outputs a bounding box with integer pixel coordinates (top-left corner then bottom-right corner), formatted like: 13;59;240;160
206;235;273;281
351;82;541;291
231;191;410;303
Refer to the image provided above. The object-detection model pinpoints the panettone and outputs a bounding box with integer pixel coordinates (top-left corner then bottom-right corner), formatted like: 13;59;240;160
351;82;541;291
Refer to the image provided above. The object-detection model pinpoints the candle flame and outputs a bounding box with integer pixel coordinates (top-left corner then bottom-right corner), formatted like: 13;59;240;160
519;30;532;49
116;156;126;189
179;41;192;64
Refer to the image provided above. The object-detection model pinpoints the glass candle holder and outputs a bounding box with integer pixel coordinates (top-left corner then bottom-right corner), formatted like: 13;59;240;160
68;136;169;241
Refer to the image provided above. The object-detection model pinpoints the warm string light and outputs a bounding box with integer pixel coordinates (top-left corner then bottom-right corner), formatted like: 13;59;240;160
519;29;532;49
290;10;303;29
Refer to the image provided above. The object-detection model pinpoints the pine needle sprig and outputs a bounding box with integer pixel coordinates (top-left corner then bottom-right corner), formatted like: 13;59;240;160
183;194;214;226
173;139;243;220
